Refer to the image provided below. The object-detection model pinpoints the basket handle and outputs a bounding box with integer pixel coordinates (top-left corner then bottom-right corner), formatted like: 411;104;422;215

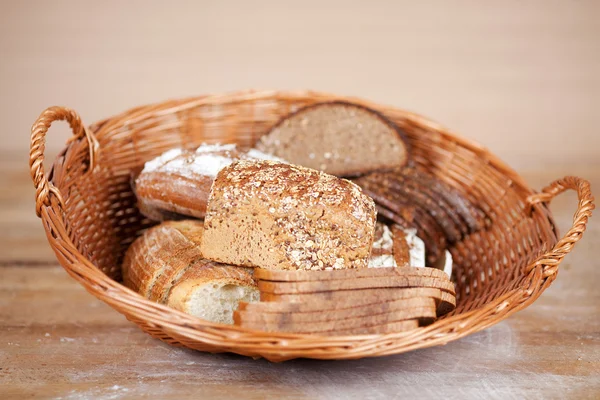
526;176;594;276
29;106;99;217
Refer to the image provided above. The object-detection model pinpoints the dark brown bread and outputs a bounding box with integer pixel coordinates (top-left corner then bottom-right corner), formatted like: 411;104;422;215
255;102;409;177
352;165;487;266
357;171;464;242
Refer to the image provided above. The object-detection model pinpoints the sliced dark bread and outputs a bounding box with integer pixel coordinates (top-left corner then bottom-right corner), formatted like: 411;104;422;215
255;101;410;177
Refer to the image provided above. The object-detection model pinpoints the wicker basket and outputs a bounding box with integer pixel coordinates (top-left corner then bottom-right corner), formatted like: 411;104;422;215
29;90;594;361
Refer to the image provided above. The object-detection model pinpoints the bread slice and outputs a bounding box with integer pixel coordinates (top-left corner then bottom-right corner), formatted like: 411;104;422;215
254;265;448;282
200;160;377;270
167;262;258;324
121;220;259;324
359;167;486;236
259;288;455;317
134;144;284;221
234;306;435;333
356;171;463;243
257;276;456;295
236;297;435;323
259;286;443;307
255;102;409;177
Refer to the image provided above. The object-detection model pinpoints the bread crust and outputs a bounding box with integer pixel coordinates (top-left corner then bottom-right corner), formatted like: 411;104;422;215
259;288;455;316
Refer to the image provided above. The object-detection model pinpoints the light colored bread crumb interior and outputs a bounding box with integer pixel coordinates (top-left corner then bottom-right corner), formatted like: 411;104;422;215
186;283;259;324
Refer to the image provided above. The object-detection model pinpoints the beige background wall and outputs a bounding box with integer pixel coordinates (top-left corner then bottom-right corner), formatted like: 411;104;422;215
1;0;598;171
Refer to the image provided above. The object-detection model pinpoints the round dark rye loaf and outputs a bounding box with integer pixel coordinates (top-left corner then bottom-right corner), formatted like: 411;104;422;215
364;171;467;241
401;166;487;233
358;184;447;265
255;101;410;177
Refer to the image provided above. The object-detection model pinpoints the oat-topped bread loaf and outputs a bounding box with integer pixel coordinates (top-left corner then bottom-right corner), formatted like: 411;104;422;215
122;220;258;324
200;160;377;270
134;143;284;221
255;102;409;177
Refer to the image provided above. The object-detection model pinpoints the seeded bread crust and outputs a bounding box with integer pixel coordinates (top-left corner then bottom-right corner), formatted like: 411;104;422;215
200;160;377;271
255;101;410;177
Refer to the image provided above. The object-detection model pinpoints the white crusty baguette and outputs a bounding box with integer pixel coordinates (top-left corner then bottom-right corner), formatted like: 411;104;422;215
200;160;377;271
134;143;284;221
255;102;409;177
122;220;258;324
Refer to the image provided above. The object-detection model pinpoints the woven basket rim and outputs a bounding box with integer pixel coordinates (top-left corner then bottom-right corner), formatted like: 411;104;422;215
29;90;594;361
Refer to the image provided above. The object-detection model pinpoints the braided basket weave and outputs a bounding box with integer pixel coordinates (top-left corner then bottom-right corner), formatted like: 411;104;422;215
29;90;594;361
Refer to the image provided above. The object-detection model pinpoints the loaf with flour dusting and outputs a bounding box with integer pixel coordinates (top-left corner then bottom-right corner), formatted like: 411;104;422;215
200;160;377;271
134;144;284;221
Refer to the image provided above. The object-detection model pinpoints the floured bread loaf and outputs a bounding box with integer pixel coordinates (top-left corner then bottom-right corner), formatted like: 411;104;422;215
122;220;258;324
134;143;284;221
200;160;377;270
368;222;425;268
255;102;409;177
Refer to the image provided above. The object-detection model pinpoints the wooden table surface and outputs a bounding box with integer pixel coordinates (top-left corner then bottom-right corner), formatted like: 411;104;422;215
1;156;598;399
